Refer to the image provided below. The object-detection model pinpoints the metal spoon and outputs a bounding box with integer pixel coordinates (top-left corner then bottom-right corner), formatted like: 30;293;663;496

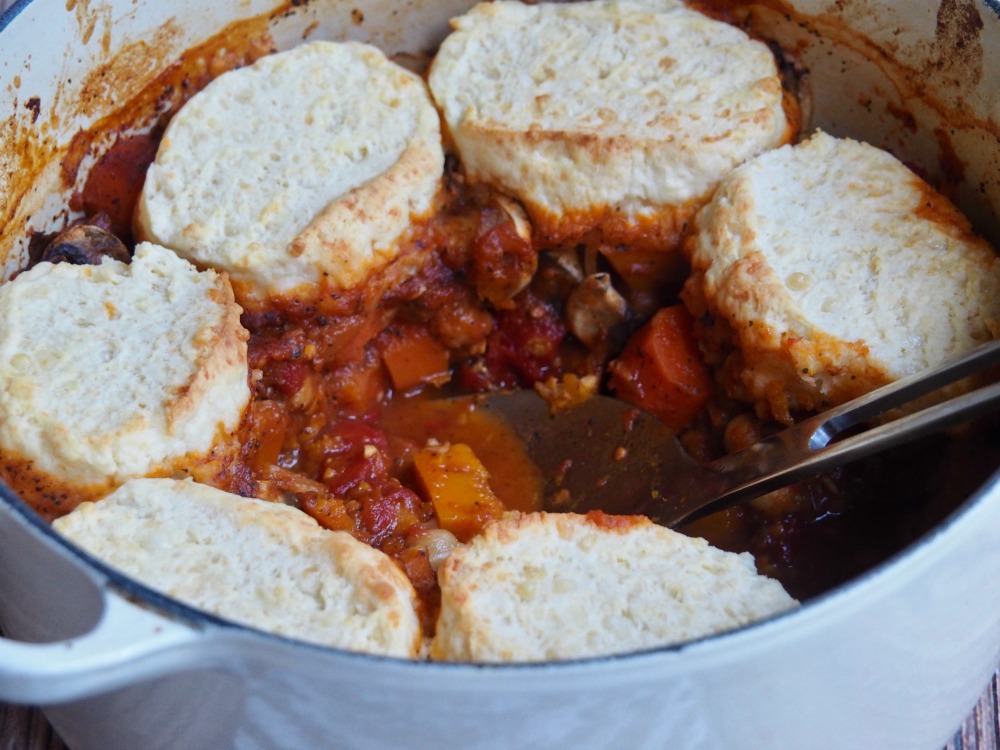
476;339;1000;527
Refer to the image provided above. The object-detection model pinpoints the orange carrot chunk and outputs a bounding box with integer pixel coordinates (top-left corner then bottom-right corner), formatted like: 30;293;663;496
608;304;712;431
413;442;506;542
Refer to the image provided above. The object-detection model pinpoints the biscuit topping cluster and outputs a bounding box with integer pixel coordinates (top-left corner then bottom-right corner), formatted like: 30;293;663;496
2;0;997;661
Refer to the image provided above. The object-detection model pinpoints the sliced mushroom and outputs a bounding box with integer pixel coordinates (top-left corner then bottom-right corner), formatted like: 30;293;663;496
565;272;630;348
495;195;531;242
533;245;586;302
40;223;130;266
543;246;586;285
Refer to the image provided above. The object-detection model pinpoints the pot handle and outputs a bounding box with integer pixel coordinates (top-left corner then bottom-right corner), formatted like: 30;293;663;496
0;587;206;705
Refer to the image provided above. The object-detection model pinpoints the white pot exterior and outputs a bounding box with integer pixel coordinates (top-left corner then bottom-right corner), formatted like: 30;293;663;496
1;1;999;749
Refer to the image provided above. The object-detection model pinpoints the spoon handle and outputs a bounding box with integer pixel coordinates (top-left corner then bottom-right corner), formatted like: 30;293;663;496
661;339;1000;526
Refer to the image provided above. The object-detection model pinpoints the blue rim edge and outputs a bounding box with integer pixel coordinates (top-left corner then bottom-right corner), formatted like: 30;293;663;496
0;0;29;32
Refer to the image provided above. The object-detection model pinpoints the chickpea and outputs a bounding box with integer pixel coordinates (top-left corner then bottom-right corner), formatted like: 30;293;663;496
407;528;460;571
723;412;764;453
749;486;800;517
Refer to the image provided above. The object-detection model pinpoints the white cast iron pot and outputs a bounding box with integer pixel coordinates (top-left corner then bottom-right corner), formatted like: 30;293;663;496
1;1;999;748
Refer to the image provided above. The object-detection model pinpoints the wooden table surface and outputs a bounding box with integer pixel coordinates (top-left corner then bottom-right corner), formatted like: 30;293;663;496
2;669;999;749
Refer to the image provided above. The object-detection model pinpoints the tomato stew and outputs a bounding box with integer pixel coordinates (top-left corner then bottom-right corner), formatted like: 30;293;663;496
16;30;1000;618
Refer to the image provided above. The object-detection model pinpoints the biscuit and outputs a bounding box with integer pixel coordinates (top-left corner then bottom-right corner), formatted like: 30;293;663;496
431;512;797;662
681;130;1000;423
428;0;791;247
0;242;250;489
136;41;445;309
54;478;423;656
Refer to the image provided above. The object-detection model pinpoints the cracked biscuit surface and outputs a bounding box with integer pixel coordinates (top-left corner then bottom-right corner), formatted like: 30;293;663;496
682;130;1000;422
428;0;792;247
136;41;445;309
55;478;423;655
431;512;797;662
0;242;250;490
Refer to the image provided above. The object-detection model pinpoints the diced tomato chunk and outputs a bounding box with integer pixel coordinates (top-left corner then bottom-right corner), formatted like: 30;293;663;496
463;290;566;390
270;361;308;396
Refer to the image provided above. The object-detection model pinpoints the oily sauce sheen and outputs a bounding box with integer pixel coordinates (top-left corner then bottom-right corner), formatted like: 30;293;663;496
27;24;1000;613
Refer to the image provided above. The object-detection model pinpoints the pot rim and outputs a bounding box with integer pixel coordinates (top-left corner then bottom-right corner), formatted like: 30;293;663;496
0;0;27;28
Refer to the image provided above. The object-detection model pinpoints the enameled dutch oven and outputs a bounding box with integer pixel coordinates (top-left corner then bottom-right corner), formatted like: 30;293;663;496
1;1;1000;748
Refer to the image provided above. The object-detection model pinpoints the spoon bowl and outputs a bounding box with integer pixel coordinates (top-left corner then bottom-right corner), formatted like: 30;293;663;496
476;339;1000;526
